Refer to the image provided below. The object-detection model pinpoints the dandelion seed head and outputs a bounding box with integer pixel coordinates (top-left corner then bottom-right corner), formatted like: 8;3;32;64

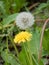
15;12;35;30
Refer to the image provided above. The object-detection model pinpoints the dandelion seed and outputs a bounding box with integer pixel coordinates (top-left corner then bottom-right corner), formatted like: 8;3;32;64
15;12;35;30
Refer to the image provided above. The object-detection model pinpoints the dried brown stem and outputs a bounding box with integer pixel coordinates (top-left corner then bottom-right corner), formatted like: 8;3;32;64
35;19;46;22
38;18;49;62
28;2;39;10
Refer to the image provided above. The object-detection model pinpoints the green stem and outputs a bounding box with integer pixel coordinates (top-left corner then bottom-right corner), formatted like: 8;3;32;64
6;37;8;51
9;35;19;57
6;37;9;65
9;35;23;65
23;43;33;65
27;42;33;65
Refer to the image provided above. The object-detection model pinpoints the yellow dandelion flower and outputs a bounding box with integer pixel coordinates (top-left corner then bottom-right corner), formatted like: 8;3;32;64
14;31;32;44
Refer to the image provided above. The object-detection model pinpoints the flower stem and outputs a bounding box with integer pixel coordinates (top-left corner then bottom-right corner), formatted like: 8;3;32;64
38;18;49;62
9;35;19;57
27;42;33;65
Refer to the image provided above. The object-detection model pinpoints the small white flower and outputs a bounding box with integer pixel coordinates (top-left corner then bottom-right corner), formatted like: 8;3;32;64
15;12;35;30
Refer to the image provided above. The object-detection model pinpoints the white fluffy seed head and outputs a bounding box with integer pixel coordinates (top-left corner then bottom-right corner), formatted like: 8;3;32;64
15;12;35;30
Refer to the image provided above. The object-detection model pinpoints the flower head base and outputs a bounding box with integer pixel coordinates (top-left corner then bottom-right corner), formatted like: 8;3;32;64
15;12;34;30
14;31;32;44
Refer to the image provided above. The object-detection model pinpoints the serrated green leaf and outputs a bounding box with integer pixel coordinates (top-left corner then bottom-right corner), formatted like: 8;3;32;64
34;3;48;14
1;13;18;27
30;29;40;56
1;50;20;65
